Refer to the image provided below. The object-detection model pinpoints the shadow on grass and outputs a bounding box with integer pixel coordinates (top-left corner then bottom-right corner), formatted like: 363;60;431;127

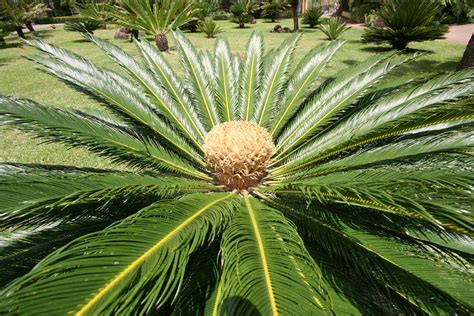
71;38;91;43
31;29;55;39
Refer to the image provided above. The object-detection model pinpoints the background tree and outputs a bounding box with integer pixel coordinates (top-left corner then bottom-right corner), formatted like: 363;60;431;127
289;0;299;31
362;0;448;50
261;0;289;23
230;0;255;28
109;0;198;51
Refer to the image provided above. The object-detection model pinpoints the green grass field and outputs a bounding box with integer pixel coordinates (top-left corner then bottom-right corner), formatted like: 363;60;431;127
0;19;466;169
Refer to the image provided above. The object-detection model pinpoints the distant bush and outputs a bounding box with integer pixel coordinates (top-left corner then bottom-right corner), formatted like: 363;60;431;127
302;7;324;28
362;0;448;50
319;18;351;40
197;17;223;38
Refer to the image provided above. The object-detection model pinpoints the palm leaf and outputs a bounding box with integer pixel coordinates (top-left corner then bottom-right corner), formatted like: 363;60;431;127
173;30;220;129
270;40;344;136
134;39;208;142
278;70;474;170
274;53;416;160
214;37;239;122
85;34;206;151
240;32;264;121
0;97;208;180
266;198;473;314
253;33;301;128
26;38;205;165
0;219;109;287
170;243;221;315
218;194;331;315
273;123;474;178
0;193;238;315
264;163;473;233
0;163;214;229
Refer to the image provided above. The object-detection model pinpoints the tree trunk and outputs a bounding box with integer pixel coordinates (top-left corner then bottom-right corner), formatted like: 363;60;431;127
457;33;474;71
155;32;169;52
239;22;245;28
391;39;408;50
292;0;299;32
25;22;35;33
16;27;26;39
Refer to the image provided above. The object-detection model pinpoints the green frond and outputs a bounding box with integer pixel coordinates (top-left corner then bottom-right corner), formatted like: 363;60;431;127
278;69;474;170
274;53;416;160
253;33;301;128
218;194;331;315
135;39;208;142
0;97;208;180
173;30;220;129
264;161;473;233
26;38;205;164
84;34;206;151
0;219;110;287
240;32;264;121
270;40;344;136
0;163;214;229
272;123;474;179
266;199;473;314
0;193;238;315
214;37;239;122
170;243;221;315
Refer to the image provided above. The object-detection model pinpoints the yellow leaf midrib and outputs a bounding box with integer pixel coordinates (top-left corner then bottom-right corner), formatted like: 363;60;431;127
244;194;278;316
75;193;235;315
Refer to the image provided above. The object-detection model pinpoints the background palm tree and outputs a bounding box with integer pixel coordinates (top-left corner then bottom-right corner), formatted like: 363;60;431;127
109;0;198;51
0;32;473;314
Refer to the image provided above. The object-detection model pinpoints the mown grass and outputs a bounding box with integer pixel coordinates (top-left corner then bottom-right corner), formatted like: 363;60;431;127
0;19;465;169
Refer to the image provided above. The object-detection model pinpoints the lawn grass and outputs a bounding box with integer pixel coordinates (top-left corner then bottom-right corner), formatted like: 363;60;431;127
0;18;466;169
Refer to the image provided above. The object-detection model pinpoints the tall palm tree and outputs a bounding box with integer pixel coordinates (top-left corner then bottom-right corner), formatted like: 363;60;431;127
109;0;198;51
0;32;473;314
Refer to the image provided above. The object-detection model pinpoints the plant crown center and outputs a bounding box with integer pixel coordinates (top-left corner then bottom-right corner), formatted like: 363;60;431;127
204;121;275;191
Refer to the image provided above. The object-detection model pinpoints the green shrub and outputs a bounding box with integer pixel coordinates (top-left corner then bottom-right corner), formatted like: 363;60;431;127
211;9;232;20
261;1;289;22
350;0;382;21
230;1;255;28
197;17;223;38
362;0;448;50
33;15;83;24
319;18;351;40
64;19;103;34
302;7;324;28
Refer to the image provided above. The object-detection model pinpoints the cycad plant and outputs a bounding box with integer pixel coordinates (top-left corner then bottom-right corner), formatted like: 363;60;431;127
362;0;449;50
302;7;324;28
109;0;198;51
319;17;351;40
197;17;223;38
0;31;473;314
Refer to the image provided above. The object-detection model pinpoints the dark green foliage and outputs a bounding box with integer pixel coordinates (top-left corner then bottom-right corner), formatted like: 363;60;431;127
64;19;103;34
197;17;223;38
261;1;289;22
319;18;351;40
350;0;382;21
230;1;255;28
362;0;449;50
302;7;324;28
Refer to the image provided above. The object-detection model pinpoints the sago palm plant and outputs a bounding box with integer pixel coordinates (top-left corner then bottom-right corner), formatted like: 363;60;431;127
362;0;449;50
109;0;198;51
0;31;473;315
